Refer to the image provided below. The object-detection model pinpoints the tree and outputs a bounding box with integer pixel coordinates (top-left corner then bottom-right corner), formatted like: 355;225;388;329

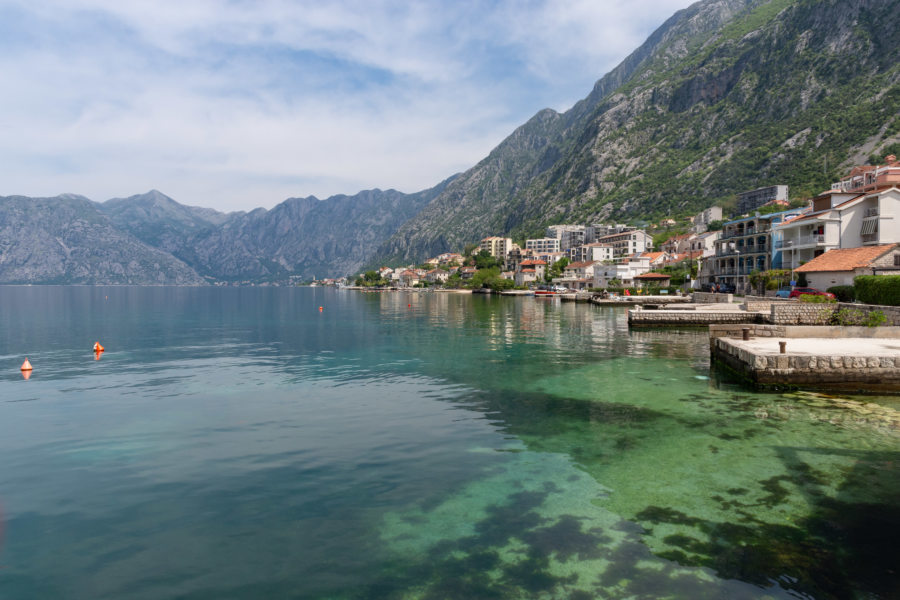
474;250;501;270
545;257;569;282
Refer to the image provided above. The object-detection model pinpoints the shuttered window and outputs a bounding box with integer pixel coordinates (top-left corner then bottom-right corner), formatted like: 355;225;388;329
860;219;878;235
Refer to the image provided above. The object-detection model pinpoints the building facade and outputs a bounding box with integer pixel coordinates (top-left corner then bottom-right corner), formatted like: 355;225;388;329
595;230;653;257
737;185;788;214
479;237;513;259
710;208;804;291
525;238;561;254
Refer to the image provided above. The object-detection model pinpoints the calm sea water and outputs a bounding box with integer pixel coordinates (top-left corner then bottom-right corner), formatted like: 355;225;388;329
0;286;896;599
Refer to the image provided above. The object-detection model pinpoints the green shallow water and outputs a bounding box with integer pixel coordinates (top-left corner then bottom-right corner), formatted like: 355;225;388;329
0;287;896;599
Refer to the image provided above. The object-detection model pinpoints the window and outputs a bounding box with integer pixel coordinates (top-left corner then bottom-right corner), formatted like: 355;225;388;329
895;254;900;267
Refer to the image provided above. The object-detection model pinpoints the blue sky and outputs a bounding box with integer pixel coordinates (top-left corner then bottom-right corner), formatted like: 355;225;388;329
0;0;694;211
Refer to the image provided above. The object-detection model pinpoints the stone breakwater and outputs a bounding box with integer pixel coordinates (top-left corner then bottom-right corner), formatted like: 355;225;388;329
709;325;900;391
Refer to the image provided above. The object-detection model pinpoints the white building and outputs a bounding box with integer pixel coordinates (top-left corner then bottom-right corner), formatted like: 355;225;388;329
592;256;652;288
775;186;900;270
596;230;654;257
689;231;721;257
480;237;514;259
525;238;561;254
691;206;723;233
567;243;614;263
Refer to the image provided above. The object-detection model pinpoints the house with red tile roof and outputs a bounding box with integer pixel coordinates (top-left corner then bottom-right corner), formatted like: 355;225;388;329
775;185;900;270
515;259;547;286
639;251;671;267
794;244;899;288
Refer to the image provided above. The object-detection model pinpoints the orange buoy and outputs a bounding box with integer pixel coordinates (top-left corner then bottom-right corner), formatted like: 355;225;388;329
319;306;323;312
20;359;32;372
93;342;105;353
408;303;411;308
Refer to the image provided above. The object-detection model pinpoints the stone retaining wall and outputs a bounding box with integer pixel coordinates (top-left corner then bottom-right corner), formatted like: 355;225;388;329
769;302;900;326
742;296;780;312
629;310;761;326
692;292;733;304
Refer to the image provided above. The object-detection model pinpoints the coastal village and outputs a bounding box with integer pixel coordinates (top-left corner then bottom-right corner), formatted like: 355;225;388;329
337;155;900;297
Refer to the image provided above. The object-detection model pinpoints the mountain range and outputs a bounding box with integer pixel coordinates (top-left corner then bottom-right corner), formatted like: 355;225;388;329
1;0;898;284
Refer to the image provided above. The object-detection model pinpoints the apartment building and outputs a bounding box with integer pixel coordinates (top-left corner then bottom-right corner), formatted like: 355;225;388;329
710;208;804;291
479;237;513;259
691;206;723;233
585;224;633;243
595;230;653;257
775;185;900;270
546;225;586;250
737;185;788;214
832;155;900;193
525;238;561;254
567;243;614;263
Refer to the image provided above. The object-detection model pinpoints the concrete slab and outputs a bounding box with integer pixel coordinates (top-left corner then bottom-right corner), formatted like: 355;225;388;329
735;337;900;356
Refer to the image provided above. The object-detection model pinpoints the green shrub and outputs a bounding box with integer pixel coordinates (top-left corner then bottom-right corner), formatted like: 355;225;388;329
826;285;856;302
854;275;900;306
828;307;887;327
799;294;836;303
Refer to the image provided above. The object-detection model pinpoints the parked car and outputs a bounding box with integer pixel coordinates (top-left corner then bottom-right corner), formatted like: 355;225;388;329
774;286;793;298
788;287;835;299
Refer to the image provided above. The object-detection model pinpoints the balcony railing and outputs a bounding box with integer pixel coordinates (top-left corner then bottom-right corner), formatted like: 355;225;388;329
864;207;879;217
778;234;826;248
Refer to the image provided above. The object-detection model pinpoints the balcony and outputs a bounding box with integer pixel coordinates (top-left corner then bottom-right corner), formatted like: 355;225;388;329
864;207;880;217
779;234;827;248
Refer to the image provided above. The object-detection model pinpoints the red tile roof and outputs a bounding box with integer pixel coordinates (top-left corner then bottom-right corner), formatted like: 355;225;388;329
634;272;671;280
794;244;898;272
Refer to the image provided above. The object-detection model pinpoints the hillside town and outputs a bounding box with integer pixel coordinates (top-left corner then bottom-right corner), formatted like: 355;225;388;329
342;155;900;296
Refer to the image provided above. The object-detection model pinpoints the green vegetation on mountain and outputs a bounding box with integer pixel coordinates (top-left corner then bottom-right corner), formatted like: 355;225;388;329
371;0;900;265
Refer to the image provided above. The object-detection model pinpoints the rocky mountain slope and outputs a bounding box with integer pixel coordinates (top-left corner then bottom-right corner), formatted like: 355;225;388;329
0;194;206;285
371;0;900;265
1;182;449;284
161;182;451;281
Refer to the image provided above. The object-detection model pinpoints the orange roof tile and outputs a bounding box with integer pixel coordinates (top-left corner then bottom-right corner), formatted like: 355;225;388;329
794;244;898;272
634;272;671;279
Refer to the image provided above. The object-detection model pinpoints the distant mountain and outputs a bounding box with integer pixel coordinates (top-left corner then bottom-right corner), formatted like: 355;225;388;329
101;190;229;254
370;0;900;265
164;181;452;281
1;181;450;284
0;194;206;285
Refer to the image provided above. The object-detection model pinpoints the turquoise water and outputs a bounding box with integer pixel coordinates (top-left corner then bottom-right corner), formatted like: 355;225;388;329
0;287;896;599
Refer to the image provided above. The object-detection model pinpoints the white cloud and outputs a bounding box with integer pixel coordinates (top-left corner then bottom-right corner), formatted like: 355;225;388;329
0;0;694;211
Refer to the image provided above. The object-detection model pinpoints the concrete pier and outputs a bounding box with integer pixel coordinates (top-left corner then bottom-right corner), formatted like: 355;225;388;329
710;325;900;391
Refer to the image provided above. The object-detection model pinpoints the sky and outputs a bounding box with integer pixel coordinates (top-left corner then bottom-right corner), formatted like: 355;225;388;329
0;0;695;212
